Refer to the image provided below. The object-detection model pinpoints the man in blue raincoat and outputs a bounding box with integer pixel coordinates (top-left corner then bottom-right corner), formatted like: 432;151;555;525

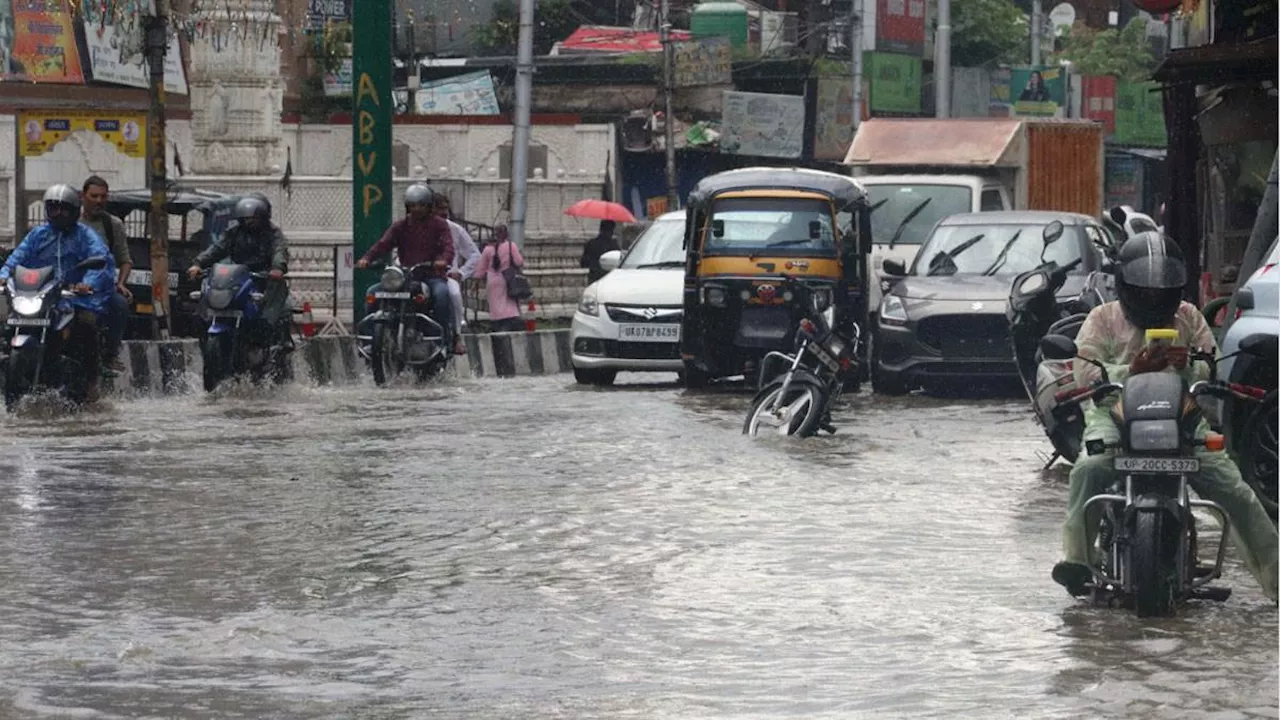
0;184;117;391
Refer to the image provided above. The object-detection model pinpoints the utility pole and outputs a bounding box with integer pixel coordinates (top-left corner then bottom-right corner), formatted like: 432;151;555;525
1031;0;1043;66
145;0;171;339
509;0;535;249
850;0;863;128
660;0;677;211
934;0;951;117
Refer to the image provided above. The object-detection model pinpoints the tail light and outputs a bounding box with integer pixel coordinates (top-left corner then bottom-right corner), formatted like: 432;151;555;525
365;293;376;306
799;318;816;335
413;293;427;304
1204;432;1226;452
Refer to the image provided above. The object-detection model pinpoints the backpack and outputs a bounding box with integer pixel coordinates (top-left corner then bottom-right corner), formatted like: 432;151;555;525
494;240;534;302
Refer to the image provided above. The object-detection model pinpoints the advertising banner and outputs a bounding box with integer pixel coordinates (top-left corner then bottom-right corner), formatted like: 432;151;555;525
720;90;806;159
307;0;352;29
868;52;921;114
673;36;732;88
82;2;188;94
9;0;84;83
1114;82;1167;147
876;0;926;55
814;75;854;161
415;71;501;115
19;109;147;158
1010;66;1066;117
1081;75;1116;135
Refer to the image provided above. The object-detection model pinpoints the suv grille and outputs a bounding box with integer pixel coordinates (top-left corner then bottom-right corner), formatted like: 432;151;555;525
917;314;1011;359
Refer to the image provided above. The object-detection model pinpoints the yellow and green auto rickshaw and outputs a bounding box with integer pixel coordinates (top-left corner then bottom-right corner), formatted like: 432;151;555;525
679;167;873;387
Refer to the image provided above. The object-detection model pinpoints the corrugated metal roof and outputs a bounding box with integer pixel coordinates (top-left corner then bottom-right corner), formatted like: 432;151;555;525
842;118;1023;167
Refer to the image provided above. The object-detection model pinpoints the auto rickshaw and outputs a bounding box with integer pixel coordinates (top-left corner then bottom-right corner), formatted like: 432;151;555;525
680;167;873;387
104;188;240;339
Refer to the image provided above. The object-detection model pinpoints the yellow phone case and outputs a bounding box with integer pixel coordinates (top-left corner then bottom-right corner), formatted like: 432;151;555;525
1145;328;1179;348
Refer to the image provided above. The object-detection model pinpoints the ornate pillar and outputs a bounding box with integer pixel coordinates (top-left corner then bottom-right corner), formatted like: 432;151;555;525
187;0;284;175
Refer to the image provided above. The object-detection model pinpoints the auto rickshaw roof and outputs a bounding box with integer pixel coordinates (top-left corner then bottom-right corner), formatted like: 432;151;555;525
105;187;240;218
687;167;867;208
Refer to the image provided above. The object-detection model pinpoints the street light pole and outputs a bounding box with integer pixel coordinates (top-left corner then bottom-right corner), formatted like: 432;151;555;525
145;0;171;339
934;0;951;117
1031;0;1043;66
660;0;678;211
851;0;863;128
509;0;535;249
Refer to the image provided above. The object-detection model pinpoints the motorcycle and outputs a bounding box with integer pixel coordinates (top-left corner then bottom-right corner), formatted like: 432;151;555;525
356;263;451;386
1008;220;1116;465
2;256;111;410
191;263;294;392
744;276;862;437
1039;332;1274;617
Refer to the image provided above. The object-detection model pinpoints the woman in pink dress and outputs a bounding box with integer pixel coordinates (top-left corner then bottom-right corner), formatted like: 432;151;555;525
472;225;526;332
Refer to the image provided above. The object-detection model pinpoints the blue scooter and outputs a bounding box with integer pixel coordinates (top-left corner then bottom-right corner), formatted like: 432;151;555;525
190;263;294;392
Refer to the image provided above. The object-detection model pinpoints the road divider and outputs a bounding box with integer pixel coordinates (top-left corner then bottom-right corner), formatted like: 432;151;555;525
104;329;574;395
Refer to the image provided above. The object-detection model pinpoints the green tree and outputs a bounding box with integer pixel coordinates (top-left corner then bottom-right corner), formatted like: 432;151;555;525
1054;18;1157;81
472;0;633;56
951;0;1028;67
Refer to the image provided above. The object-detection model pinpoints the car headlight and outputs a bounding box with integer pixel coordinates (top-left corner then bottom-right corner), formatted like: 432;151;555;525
12;296;43;316
813;287;833;312
702;287;727;307
381;266;405;292
577;287;599;316
880;295;909;327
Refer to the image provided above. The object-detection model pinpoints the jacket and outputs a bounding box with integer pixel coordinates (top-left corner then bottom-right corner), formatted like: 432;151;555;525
194;223;289;273
0;222;117;314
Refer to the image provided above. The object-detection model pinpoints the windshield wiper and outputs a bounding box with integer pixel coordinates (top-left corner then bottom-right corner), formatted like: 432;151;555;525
925;233;985;276
867;198;889;214
765;238;818;248
980;229;1024;276
635;261;685;269
887;197;932;251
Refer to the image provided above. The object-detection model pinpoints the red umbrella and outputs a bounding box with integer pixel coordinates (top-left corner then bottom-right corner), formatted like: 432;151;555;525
564;199;638;223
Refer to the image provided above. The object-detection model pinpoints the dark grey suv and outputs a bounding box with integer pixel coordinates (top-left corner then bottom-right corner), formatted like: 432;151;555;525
872;211;1109;395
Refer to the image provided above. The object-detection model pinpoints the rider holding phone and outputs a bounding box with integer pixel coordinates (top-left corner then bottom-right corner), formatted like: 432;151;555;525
1051;232;1278;602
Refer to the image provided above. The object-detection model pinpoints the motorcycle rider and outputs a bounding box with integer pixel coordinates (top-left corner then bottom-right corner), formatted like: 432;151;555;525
1052;232;1278;602
356;183;460;355
80;175;132;375
185;196;291;347
438;194;479;351
0;184;117;396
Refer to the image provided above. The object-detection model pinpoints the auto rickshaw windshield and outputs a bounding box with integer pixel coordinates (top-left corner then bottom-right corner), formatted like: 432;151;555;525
704;197;837;257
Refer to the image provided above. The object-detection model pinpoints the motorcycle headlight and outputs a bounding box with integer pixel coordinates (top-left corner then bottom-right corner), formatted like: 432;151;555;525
812;287;833;313
577;287;599;316
880;295;909;327
1129;419;1181;452
1016;271;1048;297
702;287;727;307
12;296;43;316
380;266;405;292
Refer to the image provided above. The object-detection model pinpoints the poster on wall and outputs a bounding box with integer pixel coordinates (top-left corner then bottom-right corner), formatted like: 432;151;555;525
876;0;926;55
988;66;1012;116
720;90;805;159
673;36;731;88
82;2;188;94
1114;82;1167;147
1081;76;1116;135
814;76;854;161
868;52;921;114
18;109;148;158
1010;66;1066;117
415;71;501;115
8;0;84;83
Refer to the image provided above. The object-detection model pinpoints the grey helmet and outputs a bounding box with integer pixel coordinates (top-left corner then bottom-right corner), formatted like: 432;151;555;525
404;183;434;210
43;184;81;231
247;191;272;219
1115;231;1187;329
233;196;271;222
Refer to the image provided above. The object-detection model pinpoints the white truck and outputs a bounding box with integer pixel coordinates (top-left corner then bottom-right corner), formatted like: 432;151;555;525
843;117;1106;313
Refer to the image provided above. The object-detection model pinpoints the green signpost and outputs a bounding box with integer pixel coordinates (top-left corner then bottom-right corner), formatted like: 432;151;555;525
867;52;922;114
351;0;394;319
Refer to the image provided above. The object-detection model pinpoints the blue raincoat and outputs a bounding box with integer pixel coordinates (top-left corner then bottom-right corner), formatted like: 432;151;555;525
0;222;116;315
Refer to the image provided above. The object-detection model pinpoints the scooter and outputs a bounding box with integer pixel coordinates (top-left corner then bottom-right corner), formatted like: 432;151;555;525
744;276;862;438
2;256;110;410
191;263;294;392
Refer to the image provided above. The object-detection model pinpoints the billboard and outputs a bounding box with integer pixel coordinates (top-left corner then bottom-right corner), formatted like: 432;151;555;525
82;2;188;94
18;109;147;158
876;0;926;56
673;36;732;88
8;0;83;83
720;90;806;159
1114;82;1167;147
868;52;921;114
1010;66;1066;117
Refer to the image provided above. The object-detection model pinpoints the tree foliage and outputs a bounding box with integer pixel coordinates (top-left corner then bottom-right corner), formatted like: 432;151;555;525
951;0;1028;67
472;0;635;56
1054;19;1157;81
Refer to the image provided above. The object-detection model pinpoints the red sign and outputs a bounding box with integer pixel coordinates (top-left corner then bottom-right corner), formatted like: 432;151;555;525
1081;76;1116;135
876;0;926;56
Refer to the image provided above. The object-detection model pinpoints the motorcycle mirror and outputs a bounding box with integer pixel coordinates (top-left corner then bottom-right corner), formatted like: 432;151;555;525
882;258;907;276
1234;286;1256;311
808;220;823;240
1108;206;1128;226
1042;220;1065;245
1017;272;1048;296
77;256;108;271
1238;332;1276;358
1040;334;1078;360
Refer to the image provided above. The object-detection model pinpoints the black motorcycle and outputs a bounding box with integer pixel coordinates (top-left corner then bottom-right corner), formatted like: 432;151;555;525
743;276;862;438
356;263;450;386
1007;220;1116;465
191;264;295;392
2;256;110;410
1040;333;1274;617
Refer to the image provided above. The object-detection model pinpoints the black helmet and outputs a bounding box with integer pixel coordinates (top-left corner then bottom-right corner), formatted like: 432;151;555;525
1115;231;1187;329
43;184;81;232
247;192;272;219
234;196;271;222
404;183;433;209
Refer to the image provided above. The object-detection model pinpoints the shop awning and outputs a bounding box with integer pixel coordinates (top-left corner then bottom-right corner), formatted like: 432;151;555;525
1153;37;1279;85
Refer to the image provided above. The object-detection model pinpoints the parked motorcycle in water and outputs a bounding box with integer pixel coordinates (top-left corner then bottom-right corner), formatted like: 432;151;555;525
2;256;110;410
1008;220;1116;465
744;276;862;438
191;263;294;392
356;263;451;386
1040;333;1274;617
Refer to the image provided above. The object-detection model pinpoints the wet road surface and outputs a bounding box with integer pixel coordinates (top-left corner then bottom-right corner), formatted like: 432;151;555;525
0;375;1275;719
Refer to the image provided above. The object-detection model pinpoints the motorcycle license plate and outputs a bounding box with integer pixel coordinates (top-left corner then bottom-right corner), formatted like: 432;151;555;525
375;292;411;300
127;269;181;290
7;317;49;327
808;342;840;373
1114;457;1200;474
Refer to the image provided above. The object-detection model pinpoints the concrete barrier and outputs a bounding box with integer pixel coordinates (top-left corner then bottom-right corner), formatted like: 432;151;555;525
105;329;572;396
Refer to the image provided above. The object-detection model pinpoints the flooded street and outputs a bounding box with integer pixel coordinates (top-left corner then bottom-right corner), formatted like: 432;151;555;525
0;374;1275;719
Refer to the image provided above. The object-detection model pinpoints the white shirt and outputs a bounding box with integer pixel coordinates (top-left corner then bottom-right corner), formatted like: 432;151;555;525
447;219;480;280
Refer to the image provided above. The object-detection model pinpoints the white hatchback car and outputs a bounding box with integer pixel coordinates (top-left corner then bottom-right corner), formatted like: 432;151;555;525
571;210;686;385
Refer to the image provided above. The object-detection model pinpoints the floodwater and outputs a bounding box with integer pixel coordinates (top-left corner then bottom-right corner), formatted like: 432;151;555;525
0;374;1275;719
